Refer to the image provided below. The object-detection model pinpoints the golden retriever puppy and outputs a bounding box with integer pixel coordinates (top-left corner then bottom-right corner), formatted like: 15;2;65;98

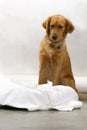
38;14;87;99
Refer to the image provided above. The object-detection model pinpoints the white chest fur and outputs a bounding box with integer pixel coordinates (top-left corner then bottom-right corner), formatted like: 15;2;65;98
48;50;53;58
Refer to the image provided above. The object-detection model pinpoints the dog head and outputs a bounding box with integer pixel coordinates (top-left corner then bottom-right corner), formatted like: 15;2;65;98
42;14;74;43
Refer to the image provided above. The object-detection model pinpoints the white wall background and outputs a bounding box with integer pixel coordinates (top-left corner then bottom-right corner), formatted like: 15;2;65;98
0;0;87;76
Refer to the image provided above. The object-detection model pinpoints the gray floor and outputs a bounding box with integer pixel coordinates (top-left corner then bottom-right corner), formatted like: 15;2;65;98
0;100;87;130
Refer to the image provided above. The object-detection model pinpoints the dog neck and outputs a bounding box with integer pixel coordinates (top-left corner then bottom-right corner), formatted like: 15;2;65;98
49;43;63;50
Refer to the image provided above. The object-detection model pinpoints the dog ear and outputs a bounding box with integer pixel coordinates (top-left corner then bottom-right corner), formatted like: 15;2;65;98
42;17;51;35
65;18;75;33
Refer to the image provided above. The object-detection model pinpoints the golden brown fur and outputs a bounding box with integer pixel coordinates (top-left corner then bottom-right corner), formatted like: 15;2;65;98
38;14;87;100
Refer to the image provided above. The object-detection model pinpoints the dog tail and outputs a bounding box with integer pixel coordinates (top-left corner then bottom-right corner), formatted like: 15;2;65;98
79;92;87;100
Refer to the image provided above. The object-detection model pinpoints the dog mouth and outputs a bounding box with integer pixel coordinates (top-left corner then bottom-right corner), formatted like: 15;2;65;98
51;39;60;43
50;37;61;44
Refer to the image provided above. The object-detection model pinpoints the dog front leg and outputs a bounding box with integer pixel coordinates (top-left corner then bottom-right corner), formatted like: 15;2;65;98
38;68;47;84
53;67;61;86
38;53;48;85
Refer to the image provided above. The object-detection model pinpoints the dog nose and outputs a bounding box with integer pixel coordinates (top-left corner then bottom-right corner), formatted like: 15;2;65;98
52;35;57;41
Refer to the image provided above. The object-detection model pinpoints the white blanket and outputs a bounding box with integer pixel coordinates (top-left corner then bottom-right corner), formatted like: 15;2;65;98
0;79;82;111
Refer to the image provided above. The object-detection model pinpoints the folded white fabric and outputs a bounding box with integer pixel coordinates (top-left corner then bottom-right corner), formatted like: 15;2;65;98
0;79;82;111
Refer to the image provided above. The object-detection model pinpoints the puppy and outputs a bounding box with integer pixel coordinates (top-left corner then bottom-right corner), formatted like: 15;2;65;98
38;14;87;99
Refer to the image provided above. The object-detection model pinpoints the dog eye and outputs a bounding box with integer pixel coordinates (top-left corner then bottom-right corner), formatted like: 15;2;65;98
58;25;64;29
50;25;54;29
